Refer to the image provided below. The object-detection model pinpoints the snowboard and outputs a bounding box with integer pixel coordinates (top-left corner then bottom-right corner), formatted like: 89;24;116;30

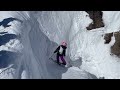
49;57;66;67
49;57;72;68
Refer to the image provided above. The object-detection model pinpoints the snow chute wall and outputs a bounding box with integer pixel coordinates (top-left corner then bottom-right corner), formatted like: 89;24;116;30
37;11;92;60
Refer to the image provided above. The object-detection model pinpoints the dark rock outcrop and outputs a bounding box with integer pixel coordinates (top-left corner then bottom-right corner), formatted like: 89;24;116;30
111;32;120;57
104;33;113;44
86;11;104;30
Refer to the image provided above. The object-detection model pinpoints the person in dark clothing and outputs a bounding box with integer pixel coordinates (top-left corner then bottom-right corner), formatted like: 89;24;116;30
54;42;67;65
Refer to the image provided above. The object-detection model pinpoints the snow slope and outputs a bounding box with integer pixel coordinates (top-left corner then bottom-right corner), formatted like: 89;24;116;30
37;11;120;79
0;11;120;79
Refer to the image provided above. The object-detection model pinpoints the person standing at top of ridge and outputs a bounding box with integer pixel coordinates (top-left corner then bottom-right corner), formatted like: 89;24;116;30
54;42;67;65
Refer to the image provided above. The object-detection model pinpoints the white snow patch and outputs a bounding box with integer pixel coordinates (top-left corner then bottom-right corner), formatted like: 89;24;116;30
0;39;23;52
103;11;120;33
62;67;94;79
0;64;15;79
21;70;27;79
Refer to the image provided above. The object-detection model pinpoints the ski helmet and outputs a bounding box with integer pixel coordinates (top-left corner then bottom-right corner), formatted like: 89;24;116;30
62;41;67;46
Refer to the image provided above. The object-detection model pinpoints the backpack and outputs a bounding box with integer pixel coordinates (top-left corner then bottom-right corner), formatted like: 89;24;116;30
59;46;63;54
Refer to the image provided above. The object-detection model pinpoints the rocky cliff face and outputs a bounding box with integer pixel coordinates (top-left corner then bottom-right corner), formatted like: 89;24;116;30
86;11;120;57
86;11;104;30
111;32;120;57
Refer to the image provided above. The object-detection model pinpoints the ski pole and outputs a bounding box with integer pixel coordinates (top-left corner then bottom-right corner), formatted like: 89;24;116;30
49;53;55;59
